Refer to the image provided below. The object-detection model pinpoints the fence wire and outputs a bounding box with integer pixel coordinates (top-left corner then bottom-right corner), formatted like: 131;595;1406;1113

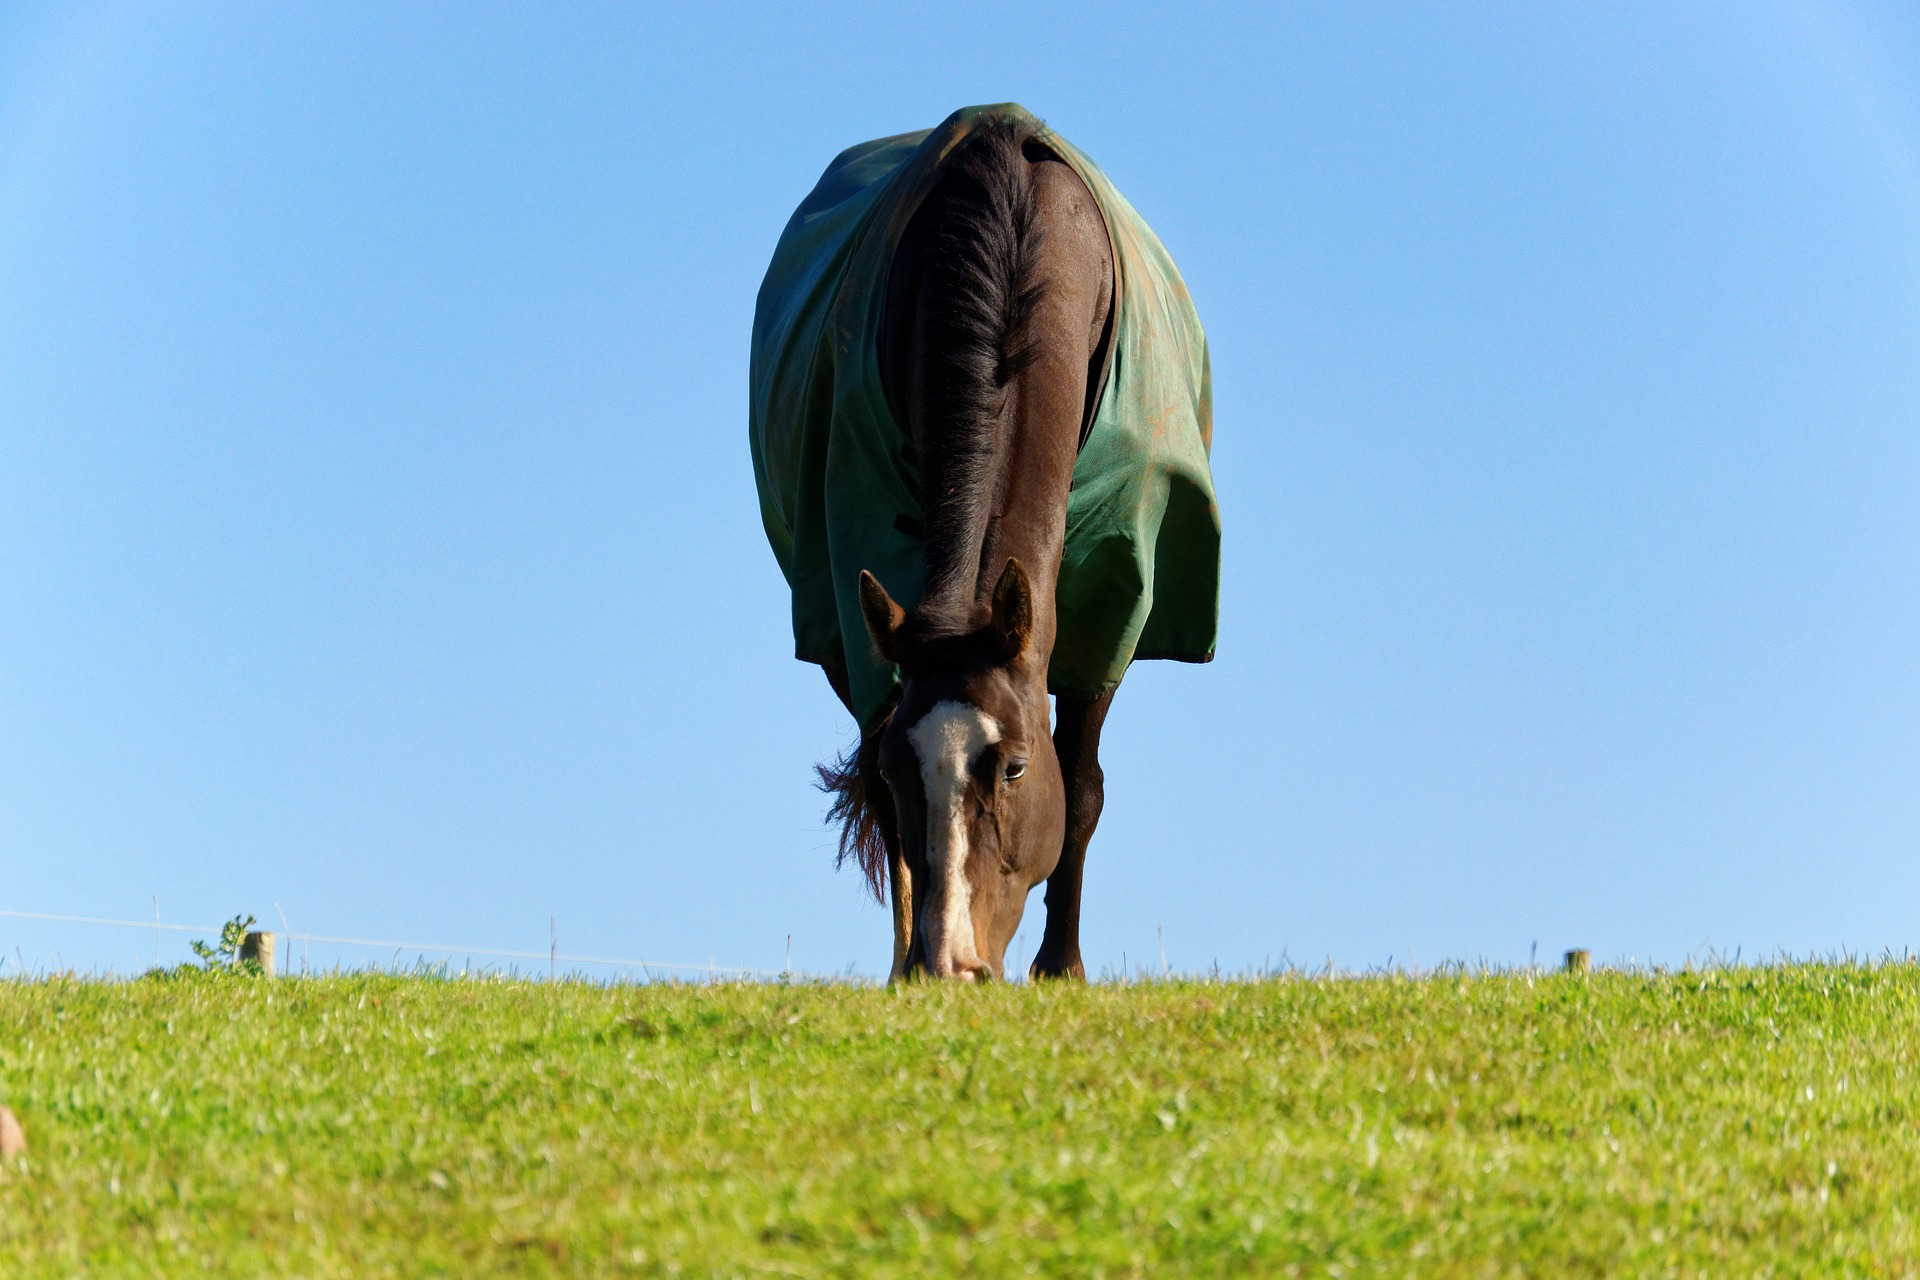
0;908;788;979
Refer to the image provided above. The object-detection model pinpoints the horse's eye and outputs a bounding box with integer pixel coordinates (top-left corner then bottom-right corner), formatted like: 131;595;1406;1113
1003;758;1027;782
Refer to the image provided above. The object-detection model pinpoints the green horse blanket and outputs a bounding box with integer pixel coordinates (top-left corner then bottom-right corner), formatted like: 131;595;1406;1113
751;104;1219;731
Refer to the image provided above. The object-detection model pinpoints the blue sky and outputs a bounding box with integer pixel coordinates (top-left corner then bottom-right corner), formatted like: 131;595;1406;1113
2;2;1916;978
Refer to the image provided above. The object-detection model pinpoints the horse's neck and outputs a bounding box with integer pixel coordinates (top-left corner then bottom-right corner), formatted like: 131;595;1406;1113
882;136;1113;652
967;162;1114;660
971;366;1084;659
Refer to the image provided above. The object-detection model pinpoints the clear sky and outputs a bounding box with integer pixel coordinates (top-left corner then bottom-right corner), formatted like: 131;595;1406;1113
3;2;1916;979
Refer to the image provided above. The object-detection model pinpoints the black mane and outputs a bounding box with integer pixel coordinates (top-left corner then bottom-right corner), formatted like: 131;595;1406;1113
906;118;1047;635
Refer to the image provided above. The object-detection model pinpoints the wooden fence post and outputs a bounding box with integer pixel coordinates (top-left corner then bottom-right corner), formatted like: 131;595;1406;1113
1563;948;1591;975
241;931;277;978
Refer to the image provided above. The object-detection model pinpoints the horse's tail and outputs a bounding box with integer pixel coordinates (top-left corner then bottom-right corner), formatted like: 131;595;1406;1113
816;738;888;903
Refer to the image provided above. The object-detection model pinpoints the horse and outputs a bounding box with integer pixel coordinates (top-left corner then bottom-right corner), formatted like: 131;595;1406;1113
750;105;1218;981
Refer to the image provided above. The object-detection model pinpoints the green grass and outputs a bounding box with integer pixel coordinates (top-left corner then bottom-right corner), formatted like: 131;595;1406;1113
2;963;1918;1277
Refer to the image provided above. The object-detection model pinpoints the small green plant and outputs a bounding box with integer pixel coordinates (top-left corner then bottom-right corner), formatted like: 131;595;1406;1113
188;913;263;976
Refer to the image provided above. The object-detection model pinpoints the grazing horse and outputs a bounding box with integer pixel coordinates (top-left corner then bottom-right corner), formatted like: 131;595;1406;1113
751;105;1218;981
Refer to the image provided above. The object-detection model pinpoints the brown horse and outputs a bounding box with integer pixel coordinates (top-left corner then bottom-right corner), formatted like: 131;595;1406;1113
834;122;1114;982
753;107;1216;981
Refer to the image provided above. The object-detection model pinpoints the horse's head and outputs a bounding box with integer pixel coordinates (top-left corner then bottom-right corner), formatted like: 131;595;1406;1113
859;558;1065;980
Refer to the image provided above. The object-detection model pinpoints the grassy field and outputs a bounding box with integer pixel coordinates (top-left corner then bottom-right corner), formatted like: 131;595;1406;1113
1;963;1917;1277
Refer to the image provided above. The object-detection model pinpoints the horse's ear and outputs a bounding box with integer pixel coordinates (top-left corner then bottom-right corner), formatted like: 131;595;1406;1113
990;558;1033;660
859;570;907;663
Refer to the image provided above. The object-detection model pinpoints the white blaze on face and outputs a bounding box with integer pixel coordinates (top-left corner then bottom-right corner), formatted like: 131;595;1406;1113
907;699;1001;975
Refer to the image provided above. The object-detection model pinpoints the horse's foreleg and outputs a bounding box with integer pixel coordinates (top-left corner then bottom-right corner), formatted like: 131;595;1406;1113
888;846;913;982
828;662;916;983
867;730;910;984
1030;688;1114;981
852;714;916;985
